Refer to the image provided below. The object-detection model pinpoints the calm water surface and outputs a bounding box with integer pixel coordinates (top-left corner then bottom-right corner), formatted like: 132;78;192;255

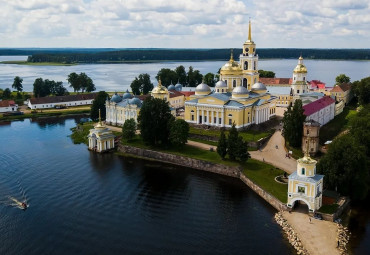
0;56;369;91
0;118;293;255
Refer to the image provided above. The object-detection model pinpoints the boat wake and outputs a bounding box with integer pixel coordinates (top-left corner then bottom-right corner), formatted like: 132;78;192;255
0;178;29;210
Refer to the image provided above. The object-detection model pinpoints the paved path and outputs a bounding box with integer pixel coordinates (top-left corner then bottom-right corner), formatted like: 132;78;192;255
249;130;297;173
187;140;216;150
282;211;340;255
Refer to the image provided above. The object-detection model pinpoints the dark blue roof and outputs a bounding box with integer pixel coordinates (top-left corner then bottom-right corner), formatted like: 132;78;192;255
288;171;324;183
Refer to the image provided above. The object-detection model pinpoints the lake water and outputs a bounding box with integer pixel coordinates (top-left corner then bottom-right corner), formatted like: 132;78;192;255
0;56;369;92
0;117;294;255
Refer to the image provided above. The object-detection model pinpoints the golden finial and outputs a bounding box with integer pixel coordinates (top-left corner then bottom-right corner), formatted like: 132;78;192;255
248;18;252;41
158;76;162;87
230;49;234;61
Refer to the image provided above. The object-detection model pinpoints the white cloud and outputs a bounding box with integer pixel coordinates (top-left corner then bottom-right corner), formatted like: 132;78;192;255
0;0;368;48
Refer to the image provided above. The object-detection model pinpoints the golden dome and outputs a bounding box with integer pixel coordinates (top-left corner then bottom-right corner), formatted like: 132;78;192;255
220;50;242;76
152;78;168;94
293;56;307;73
293;64;307;73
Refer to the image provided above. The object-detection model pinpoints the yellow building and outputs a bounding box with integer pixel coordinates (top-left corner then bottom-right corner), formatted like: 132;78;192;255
330;83;353;105
184;21;276;129
88;110;115;153
219;20;259;91
287;148;324;212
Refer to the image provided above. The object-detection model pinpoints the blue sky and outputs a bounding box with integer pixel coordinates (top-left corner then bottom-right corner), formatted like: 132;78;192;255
0;0;369;48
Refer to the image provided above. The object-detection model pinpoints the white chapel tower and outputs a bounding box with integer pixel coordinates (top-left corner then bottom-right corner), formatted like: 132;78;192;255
291;56;309;97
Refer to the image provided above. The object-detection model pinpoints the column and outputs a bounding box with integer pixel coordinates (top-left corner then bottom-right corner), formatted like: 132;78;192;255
197;109;200;124
211;111;214;126
221;110;224;127
202;109;205;124
207;110;209;124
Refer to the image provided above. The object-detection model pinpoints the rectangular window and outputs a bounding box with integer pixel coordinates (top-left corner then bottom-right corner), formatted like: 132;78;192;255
214;117;216;124
219;118;221;124
229;119;232;125
204;116;207;123
298;186;305;193
301;168;305;175
191;115;194;121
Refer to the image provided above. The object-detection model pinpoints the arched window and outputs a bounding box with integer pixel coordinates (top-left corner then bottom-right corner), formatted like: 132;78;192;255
303;77;306;81
233;80;236;87
254;61;256;70
301;168;305;175
243;78;247;88
221;89;224;93
244;61;248;70
228;114;232;117
225;80;227;86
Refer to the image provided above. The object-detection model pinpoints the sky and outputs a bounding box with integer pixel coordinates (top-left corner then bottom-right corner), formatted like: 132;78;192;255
0;0;369;49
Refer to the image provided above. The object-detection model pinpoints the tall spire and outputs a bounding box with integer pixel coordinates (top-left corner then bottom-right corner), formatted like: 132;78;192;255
98;108;101;123
248;18;252;41
230;49;234;61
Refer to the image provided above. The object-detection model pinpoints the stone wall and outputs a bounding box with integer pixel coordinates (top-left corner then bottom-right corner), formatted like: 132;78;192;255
118;145;241;178
240;174;288;211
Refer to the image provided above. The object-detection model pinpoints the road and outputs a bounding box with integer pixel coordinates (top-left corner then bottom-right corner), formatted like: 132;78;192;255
249;130;297;173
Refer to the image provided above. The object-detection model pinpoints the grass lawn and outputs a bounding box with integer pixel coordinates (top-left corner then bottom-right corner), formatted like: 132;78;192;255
318;204;340;214
123;135;239;166
319;107;358;144
70;122;94;144
188;138;218;146
286;142;304;159
189;126;272;142
242;159;288;203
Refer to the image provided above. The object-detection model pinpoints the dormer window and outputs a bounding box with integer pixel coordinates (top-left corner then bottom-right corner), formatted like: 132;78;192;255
301;168;305;175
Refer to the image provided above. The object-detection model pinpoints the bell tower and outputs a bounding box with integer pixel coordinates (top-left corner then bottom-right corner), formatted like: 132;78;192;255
239;19;259;90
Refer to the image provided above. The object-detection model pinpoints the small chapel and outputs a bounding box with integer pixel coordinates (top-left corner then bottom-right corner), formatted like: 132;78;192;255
287;142;324;212
87;110;115;153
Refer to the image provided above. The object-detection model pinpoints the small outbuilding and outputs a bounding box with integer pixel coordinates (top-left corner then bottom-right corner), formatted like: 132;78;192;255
87;110;115;153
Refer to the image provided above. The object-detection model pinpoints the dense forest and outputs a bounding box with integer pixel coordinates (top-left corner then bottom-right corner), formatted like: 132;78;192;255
1;48;369;63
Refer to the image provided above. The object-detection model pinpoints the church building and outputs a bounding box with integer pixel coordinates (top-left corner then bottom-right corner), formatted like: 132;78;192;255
184;21;277;129
88;110;115;153
287;147;324;212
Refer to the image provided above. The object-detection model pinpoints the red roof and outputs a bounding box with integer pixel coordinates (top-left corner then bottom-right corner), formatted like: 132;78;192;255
303;96;335;116
30;93;96;104
169;90;185;98
330;83;351;93
309;80;326;89
0;100;16;107
180;91;195;97
259;78;292;85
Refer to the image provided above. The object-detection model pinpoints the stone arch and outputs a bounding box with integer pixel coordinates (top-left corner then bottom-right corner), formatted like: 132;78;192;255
290;198;312;212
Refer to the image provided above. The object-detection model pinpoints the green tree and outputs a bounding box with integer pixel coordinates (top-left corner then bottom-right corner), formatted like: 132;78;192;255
282;99;306;147
130;73;154;95
33;78;51;97
67;72;80;92
237;136;250;163
175;65;187;86
50;81;69;96
79;72;95;92
122;118;137;141
258;70;275;78
138;97;174;147
350;105;370;156
204;73;216;87
335;74;350;84
169;119;189;147
217;128;228;159
12;76;23;92
156;68;177;87
91;91;109;121
3;88;11;99
352;77;370;105
140;73;153;95
227;123;239;160
317;134;369;200
130;77;141;95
